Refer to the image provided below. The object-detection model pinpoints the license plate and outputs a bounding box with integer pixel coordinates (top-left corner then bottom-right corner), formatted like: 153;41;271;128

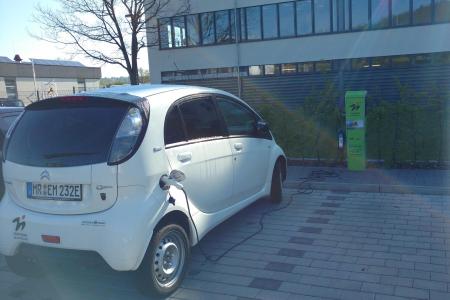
26;183;82;201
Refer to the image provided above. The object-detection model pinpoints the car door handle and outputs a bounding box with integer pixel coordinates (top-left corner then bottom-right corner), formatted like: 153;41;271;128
234;143;244;151
177;152;192;162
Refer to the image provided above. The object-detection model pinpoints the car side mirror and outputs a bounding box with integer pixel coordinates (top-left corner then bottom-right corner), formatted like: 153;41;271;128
256;120;269;134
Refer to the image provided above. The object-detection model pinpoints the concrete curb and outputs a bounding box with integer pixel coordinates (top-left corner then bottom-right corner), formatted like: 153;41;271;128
284;180;450;196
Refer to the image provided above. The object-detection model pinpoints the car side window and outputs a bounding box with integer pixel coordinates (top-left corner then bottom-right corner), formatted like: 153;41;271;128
217;97;258;136
164;106;186;145
179;97;224;140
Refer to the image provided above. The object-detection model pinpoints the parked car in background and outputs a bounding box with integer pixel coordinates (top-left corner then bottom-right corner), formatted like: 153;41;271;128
0;85;286;297
0;99;25;108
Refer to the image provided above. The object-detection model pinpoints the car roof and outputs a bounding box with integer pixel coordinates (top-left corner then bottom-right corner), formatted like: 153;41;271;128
81;84;227;103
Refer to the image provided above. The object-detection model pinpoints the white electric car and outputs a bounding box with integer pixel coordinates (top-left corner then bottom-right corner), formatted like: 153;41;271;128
0;84;286;296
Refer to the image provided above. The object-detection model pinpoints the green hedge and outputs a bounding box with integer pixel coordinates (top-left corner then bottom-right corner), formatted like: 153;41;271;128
254;83;450;167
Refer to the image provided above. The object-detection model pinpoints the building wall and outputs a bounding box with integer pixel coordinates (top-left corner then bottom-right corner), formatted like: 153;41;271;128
147;0;450;83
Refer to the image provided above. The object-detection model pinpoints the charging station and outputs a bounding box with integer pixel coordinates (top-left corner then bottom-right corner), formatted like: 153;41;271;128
345;91;367;171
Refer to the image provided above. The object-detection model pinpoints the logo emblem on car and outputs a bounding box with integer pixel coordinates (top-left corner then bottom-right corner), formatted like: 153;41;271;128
12;216;26;232
40;170;50;181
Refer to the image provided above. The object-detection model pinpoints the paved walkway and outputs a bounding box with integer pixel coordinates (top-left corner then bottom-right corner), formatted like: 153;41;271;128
1;189;450;299
287;166;450;195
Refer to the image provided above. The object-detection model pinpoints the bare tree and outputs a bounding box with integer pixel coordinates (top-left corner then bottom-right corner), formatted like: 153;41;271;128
33;0;189;85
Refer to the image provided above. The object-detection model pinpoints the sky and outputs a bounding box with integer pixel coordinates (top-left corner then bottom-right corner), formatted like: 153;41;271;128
0;0;148;78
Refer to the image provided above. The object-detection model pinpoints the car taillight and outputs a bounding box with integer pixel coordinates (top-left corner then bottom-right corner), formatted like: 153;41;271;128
108;107;143;165
3;111;24;162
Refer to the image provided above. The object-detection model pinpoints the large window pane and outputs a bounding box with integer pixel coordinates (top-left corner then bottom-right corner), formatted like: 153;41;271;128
249;65;263;76
230;10;236;41
186;15;200;46
279;2;296;37
281;63;297;74
333;0;350;32
392;0;411;26
264;64;280;75
435;0;450;22
371;0;390;29
215;10;231;43
263;4;278;39
315;61;332;72
352;0;369;30
413;0;432;24
159;18;172;49
352;58;370;70
314;0;331;33
246;7;262;40
298;62;314;72
371;56;391;68
391;55;410;67
217;99;257;136
201;12;215;45
297;0;313;35
239;8;246;40
172;16;186;47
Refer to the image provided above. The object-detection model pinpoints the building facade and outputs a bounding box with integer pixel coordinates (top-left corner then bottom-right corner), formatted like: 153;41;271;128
0;57;101;105
147;0;450;107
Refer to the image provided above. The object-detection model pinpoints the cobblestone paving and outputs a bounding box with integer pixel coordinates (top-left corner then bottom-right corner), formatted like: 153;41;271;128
1;190;450;300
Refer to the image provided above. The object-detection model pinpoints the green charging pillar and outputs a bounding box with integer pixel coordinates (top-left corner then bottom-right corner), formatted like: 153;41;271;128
345;91;367;171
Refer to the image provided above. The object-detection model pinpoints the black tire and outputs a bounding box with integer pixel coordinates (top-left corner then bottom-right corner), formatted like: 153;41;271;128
137;224;190;298
270;162;283;203
5;254;44;278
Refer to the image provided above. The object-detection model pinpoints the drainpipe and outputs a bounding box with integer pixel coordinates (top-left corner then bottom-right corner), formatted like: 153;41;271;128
234;0;241;98
30;58;39;101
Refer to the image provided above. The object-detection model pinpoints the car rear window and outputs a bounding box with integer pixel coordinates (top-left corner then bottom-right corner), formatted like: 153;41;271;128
5;98;130;167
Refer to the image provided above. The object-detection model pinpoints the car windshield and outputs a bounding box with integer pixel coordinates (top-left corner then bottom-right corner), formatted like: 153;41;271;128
5;98;130;167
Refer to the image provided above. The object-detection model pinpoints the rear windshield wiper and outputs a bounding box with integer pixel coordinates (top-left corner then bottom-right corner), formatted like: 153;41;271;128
43;152;98;159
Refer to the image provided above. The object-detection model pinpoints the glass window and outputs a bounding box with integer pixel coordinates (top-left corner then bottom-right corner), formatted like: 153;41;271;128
217;98;257;136
414;54;432;65
333;0;350;32
230;10;236;41
246;6;262;40
297;0;313;35
172;16;186;47
239;8;246;40
334;59;351;71
413;0;432;24
371;56;391;68
264;64;280;75
352;0;369;30
298;62;315;72
433;52;450;64
315;61;332;72
435;0;450;22
179;98;223;140
281;63;297;74
249;65;263;76
239;66;249;76
314;0;331;33
263;4;278;39
392;0;411;26
279;2;296;37
391;55;410;67
77;79;86;92
371;0;390;29
4;78;17;99
6;99;130;167
164;106;186;145
352;58;370;70
201;12;215;45
159;18;172;49
186;15;200;46
215;10;231;43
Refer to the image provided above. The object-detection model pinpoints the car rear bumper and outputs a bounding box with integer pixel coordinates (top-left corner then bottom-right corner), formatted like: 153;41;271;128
0;186;166;271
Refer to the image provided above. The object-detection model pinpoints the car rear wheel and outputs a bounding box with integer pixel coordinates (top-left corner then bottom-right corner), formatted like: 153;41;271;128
270;161;283;203
138;224;190;297
5;254;44;278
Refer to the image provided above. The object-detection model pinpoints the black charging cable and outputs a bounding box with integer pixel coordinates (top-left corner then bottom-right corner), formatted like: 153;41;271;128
176;169;339;263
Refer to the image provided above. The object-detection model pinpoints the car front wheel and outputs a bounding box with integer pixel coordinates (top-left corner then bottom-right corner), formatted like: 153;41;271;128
138;223;190;297
270;161;283;203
